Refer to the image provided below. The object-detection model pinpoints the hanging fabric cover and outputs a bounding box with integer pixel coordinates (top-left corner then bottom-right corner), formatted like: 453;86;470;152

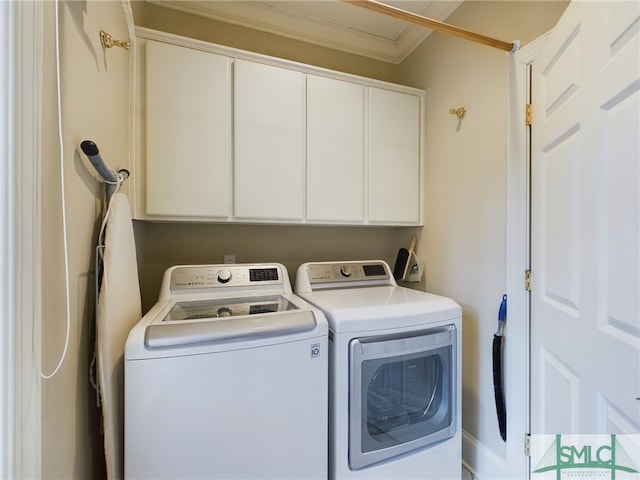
96;193;141;479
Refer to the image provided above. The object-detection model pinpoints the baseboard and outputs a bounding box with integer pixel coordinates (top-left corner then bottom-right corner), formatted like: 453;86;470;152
462;429;508;479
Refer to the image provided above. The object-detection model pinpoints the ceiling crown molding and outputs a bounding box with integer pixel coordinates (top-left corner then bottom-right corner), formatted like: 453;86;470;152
147;1;462;64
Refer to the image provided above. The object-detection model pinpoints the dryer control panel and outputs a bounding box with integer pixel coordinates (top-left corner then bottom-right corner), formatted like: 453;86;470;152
298;261;392;290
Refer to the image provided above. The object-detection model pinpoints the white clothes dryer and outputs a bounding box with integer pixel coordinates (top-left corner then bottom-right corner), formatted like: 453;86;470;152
295;260;461;480
125;263;328;479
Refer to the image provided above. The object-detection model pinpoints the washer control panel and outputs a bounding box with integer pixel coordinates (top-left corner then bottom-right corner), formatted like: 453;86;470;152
169;264;282;291
304;261;390;285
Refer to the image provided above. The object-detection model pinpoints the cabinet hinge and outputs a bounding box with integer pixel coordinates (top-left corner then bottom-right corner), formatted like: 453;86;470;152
525;269;532;291
526;103;533;126
525;433;531;456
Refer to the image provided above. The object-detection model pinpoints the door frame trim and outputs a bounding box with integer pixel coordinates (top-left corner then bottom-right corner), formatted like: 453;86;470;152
0;1;14;475
506;31;551;480
3;1;44;477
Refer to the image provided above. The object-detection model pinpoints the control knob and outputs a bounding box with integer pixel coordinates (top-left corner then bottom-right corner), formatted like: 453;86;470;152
340;266;352;277
217;269;232;283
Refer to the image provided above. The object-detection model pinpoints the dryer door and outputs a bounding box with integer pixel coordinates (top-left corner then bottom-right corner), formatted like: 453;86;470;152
349;325;457;470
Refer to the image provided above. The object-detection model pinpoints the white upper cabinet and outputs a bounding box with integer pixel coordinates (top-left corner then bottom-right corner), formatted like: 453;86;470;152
233;60;305;221
369;88;422;224
134;29;424;226
144;40;231;218
306;75;365;223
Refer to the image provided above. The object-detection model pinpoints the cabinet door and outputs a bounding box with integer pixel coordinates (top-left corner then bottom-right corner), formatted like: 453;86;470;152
145;40;230;217
368;88;422;224
233;60;305;221
307;75;365;223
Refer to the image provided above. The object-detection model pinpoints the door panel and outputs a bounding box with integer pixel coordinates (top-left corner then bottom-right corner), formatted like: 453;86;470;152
531;0;640;441
539;347;579;433
542;131;580;313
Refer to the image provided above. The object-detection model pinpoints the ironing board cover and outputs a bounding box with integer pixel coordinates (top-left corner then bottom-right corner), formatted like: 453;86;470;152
96;193;141;479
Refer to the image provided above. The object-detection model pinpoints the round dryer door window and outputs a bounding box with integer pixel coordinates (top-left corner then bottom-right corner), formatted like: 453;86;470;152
348;325;457;470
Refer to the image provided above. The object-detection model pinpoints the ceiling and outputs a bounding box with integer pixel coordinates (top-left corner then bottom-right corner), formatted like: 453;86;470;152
147;1;464;63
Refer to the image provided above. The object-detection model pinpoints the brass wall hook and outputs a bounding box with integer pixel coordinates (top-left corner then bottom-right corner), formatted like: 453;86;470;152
449;107;467;120
100;30;131;50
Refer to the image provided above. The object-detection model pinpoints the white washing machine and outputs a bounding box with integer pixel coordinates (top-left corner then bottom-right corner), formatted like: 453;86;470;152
125;263;328;479
295;260;461;480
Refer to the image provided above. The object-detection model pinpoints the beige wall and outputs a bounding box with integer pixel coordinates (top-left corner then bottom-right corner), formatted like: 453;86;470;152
398;0;567;471
132;1;399;83
136;223;419;313
40;1;132;478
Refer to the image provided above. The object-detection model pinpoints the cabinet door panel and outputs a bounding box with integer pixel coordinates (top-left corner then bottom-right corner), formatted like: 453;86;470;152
145;41;230;217
233;60;305;221
307;76;365;223
369;88;422;224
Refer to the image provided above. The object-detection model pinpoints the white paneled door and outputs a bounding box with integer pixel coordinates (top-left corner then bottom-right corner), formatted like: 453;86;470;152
531;0;639;442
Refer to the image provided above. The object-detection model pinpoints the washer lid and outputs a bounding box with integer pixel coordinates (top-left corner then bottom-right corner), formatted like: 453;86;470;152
145;308;318;349
163;295;298;321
